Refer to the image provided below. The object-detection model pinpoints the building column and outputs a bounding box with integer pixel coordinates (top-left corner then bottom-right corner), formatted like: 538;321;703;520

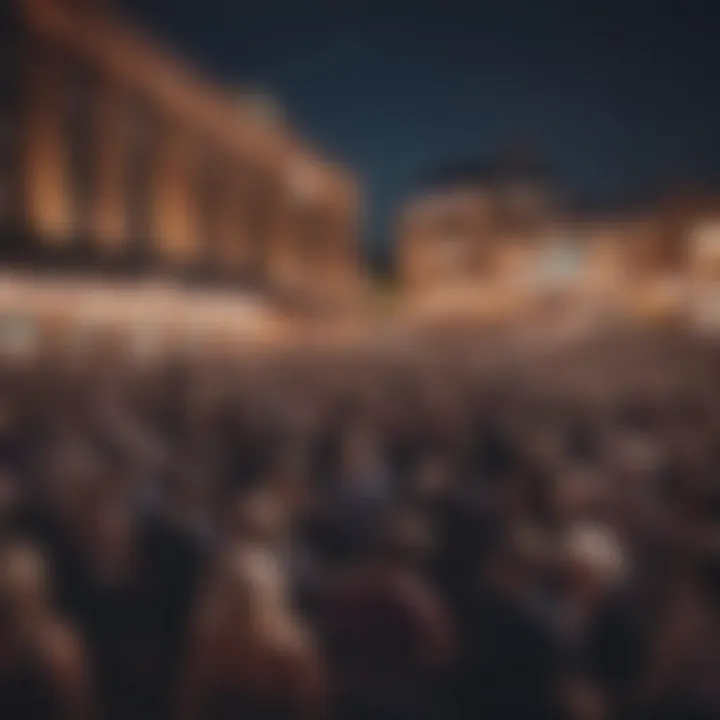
91;80;128;256
213;164;253;279
23;47;73;245
150;120;199;268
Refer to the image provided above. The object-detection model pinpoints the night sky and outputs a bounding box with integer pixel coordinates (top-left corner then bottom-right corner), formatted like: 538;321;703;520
120;0;720;266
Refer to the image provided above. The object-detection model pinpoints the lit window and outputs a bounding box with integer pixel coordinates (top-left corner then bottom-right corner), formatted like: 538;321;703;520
537;243;583;286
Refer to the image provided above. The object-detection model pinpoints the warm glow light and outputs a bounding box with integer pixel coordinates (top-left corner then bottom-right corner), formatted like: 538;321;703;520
0;272;294;354
289;159;322;202
691;221;720;257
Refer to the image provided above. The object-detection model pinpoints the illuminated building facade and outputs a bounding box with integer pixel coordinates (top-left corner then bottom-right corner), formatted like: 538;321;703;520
396;156;557;321
0;0;363;340
396;157;720;326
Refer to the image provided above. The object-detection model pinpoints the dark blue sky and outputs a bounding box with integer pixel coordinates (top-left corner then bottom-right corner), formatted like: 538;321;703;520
120;0;719;262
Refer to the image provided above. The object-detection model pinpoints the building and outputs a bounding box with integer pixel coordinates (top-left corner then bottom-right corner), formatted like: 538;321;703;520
396;156;556;322
395;158;720;327
0;0;364;353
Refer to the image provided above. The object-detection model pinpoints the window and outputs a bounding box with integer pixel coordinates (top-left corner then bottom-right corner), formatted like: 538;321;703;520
537;242;583;287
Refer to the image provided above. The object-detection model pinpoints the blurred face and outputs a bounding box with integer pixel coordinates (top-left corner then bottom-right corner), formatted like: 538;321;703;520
45;443;105;528
209;547;290;639
414;457;452;500
342;427;381;479
561;523;627;604
269;446;311;511
0;544;50;636
224;490;287;547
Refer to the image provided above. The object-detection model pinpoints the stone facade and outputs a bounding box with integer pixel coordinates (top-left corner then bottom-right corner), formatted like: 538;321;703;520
0;0;362;313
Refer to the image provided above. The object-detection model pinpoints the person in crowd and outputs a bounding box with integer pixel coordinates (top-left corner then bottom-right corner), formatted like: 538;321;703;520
635;542;720;719
179;545;326;720
457;523;565;720
0;541;93;720
16;443;203;720
324;423;394;564
555;522;644;719
323;512;454;720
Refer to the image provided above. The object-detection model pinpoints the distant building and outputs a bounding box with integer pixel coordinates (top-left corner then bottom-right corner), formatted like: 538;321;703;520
396;157;720;325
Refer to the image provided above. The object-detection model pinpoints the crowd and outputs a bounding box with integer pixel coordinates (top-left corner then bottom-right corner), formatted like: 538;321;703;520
1;320;720;720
